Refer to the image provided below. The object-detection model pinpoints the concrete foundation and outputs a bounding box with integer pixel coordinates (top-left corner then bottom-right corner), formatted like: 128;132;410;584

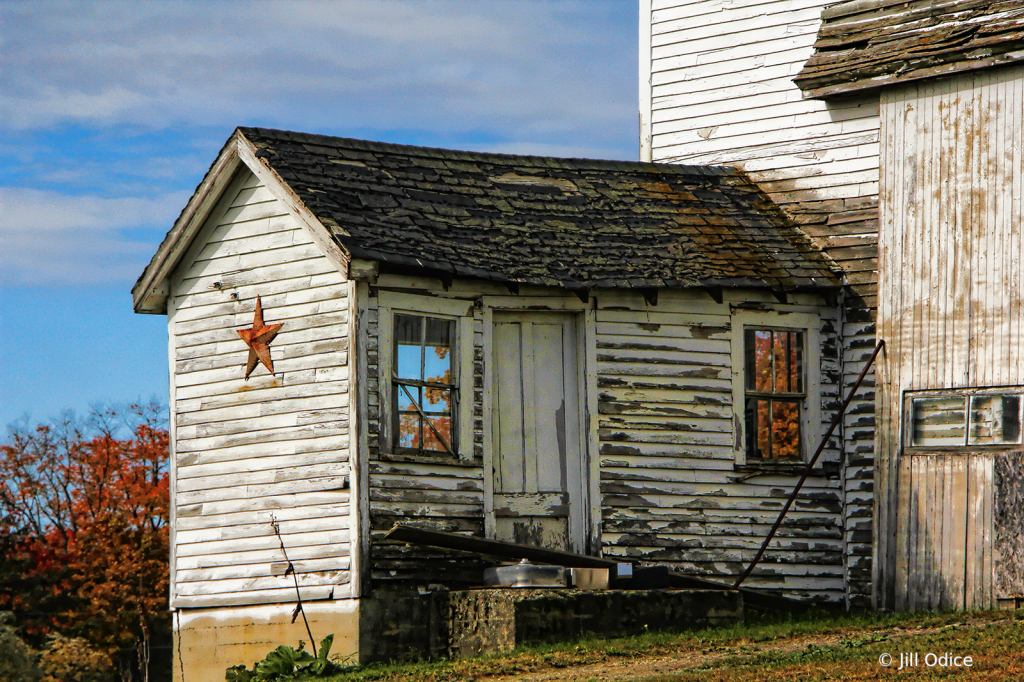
173;601;359;682
174;588;743;678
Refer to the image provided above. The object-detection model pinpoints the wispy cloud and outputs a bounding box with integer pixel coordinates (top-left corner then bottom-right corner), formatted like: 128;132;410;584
0;1;637;288
0;1;635;142
0;188;189;286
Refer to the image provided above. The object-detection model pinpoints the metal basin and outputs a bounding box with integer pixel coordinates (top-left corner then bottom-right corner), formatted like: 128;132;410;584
484;559;567;588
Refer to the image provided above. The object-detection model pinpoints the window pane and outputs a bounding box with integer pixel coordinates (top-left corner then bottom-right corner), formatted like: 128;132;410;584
423;387;452;411
396;384;421;412
790;332;803;393
396;385;422;449
423;317;454;384
394;314;422;380
422;415;453;452
746;398;772;458
771;400;801;459
912;396;966;446
747;330;773;391
422;389;452;452
398;412;421;449
773;331;788;392
969;395;1022;445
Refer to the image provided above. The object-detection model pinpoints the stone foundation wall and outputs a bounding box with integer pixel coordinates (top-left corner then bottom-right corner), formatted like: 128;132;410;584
447;589;744;659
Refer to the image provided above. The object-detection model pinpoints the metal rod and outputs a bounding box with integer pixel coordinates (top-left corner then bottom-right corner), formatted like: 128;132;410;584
733;339;885;590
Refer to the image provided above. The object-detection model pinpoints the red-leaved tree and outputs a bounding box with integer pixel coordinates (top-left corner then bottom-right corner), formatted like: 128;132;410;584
0;404;169;662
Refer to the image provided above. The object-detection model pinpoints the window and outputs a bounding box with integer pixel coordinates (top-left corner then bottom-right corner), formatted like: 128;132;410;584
744;329;805;459
730;310;821;466
377;292;474;460
393;313;457;454
906;388;1024;450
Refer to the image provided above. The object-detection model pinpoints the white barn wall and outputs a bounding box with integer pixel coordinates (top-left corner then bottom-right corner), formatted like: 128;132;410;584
168;169;352;608
640;0;880;605
877;64;1024;610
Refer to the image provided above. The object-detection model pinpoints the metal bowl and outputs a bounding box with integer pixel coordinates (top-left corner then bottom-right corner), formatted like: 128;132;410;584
484;559;567;588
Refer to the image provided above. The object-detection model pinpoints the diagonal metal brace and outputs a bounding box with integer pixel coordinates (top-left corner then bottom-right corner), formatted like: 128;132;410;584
734;339;885;590
397;380;457;457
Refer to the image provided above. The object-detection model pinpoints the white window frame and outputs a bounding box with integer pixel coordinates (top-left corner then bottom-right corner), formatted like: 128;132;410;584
377;292;475;460
730;310;821;466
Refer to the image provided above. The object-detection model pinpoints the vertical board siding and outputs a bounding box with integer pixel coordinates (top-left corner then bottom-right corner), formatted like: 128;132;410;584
641;0;881;605
170;170;351;608
878;65;1024;609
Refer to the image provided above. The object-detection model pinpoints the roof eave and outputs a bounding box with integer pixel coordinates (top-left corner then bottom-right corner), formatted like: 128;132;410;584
132;129;353;315
132;131;246;315
797;49;1024;99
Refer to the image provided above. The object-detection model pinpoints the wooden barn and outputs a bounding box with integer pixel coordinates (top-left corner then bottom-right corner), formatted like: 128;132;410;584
641;0;1024;612
134;0;1024;677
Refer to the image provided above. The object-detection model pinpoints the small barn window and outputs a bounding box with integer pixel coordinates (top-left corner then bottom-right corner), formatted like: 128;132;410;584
744;329;805;459
393;313;457;455
906;389;1024;449
377;292;474;462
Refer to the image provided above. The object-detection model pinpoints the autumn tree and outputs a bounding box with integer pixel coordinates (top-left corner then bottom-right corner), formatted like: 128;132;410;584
0;404;170;676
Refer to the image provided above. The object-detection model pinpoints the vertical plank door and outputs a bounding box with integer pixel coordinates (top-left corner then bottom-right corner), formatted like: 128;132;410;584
491;312;585;552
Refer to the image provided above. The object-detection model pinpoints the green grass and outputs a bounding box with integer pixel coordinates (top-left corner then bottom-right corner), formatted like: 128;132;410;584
317;608;1024;681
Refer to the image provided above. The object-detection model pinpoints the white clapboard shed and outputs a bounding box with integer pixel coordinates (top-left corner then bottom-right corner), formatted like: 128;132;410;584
134;128;851;676
641;0;1024;612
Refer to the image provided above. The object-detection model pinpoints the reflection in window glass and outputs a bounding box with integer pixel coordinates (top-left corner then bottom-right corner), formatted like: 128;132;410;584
771;401;801;458
423;317;452;384
969;395;1022;445
394;314;423;380
392;313;456;454
746;398;802;459
745;330;803;394
911;396;966;446
744;328;805;460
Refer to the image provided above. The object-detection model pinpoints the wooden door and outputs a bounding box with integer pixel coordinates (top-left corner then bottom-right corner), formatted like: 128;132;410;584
491;312;585;552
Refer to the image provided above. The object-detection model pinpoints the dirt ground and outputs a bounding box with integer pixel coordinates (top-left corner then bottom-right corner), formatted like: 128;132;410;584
330;609;1024;682
475;614;1015;681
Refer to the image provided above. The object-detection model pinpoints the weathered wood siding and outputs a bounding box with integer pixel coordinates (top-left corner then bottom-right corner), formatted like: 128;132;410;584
169;169;352;607
596;290;843;601
877;64;1024;609
364;282;489;585
895;453;994;611
640;0;880;605
364;278;843;600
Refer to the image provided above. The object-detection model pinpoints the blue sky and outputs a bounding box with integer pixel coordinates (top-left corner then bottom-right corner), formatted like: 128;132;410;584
0;1;638;430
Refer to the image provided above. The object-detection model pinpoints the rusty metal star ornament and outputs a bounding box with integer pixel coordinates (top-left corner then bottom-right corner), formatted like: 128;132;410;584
237;296;284;380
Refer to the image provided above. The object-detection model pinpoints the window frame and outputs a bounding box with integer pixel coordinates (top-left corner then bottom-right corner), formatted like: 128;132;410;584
377;292;475;462
731;310;821;467
902;386;1024;454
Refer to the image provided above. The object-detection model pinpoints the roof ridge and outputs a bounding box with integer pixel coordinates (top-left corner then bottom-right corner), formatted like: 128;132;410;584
238;126;729;177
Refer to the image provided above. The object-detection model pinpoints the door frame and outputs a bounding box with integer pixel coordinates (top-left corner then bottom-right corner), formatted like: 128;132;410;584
481;296;601;555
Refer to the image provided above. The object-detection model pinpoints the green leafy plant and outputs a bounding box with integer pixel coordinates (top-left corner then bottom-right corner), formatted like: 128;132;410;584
226;634;341;681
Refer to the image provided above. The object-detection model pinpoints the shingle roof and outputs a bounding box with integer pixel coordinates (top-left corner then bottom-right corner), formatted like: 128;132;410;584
234;128;837;292
796;0;1024;98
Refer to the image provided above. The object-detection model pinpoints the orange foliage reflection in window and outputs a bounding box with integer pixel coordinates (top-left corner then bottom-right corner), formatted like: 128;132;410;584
744;329;804;460
394;314;456;453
